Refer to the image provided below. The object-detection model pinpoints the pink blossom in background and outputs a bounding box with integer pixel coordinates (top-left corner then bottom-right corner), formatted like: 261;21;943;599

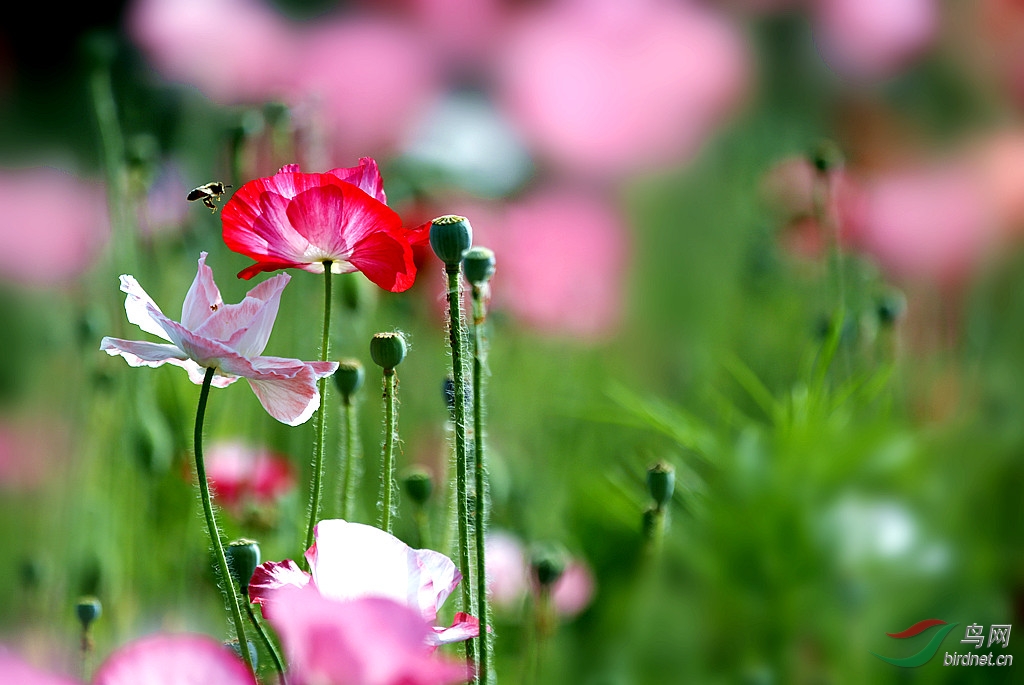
485;530;528;611
100;252;338;426
470;188;629;340
0;633;254;685
484;531;595;618
839;164;997;286
550;560;596;618
251;519;478;646
496;0;749;177
0;167;108;288
263;587;470;685
811;0;938;82
389;0;512;72
205;440;295;514
127;0;297;104
0;416;68;492
289;19;441;163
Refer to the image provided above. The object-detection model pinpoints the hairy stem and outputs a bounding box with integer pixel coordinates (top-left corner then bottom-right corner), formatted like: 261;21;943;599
470;286;492;684
379;370;397;533
194;367;255;674
304;264;333;554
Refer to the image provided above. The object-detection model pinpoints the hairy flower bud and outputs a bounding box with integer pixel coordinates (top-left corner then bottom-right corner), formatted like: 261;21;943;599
430;215;473;266
225;539;261;591
333;358;365;399
462;246;496;286
646;461;675;508
403;467;434;506
370;332;407;370
76;596;102;630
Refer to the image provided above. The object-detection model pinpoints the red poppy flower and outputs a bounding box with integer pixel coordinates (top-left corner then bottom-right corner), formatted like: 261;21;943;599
222;159;428;292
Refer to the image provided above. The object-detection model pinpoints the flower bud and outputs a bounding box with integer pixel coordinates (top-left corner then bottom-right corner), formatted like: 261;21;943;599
402;467;434;506
876;290;906;327
76;596;102;630
530;543;567;588
646;461;675;508
333;358;365;399
370;332;407;370
462;246;496;286
810;139;843;173
430;215;473;266
225;539;261;591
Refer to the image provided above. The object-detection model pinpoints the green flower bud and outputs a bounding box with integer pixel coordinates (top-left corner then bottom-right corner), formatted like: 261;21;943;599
370;332;407;370
225;539;261;591
333;358;365;399
402;467;434;506
647;461;675;508
530;543;567;588
810;139;844;173
876;289;907;327
76;596;102;630
462;246;496;286
430;215;473;266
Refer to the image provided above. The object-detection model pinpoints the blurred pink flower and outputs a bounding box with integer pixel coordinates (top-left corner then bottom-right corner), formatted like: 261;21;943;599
390;0;512;70
811;0;938;82
840;164;997;286
100;252;338;425
136;162;190;239
251;519;478;646
485;531;595;618
496;0;749;177
289;19;441;162
0;633;254;685
263;587;470;685
0;167;108;288
0;416;68;492
470;188;629;340
205;440;295;514
127;0;296;104
484;531;528;611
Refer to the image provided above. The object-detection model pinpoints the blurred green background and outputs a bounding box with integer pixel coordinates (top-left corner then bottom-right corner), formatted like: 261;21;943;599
3;0;1024;683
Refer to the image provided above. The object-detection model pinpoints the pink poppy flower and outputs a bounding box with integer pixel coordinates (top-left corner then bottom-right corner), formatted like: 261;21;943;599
811;0;938;82
205;440;295;514
289;19;441;163
221;160;430;291
100;252;338;426
465;188;629;340
250;519;479;646
0;633;254;685
485;531;595;618
496;0;749;177
263;587;470;685
0;166;109;288
127;0;297;105
839;164;997;286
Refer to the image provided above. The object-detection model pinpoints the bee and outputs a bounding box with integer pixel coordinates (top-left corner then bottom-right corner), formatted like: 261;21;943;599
187;181;232;213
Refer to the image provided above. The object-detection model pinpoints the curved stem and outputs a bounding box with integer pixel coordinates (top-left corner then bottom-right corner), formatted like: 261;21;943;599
379;370;397;533
446;266;476;669
245;597;288;684
304;265;333;554
339;397;359;521
194;367;255;674
470;287;491;684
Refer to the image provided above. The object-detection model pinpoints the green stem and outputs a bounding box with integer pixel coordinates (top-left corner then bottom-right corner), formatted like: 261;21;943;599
446;265;476;669
245;597;288;684
470;287;491;684
379;370;397;533
304;265;333;554
339;397;359;521
194;368;255;674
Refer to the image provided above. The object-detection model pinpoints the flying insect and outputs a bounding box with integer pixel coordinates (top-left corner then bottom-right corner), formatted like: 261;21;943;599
187;181;232;213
